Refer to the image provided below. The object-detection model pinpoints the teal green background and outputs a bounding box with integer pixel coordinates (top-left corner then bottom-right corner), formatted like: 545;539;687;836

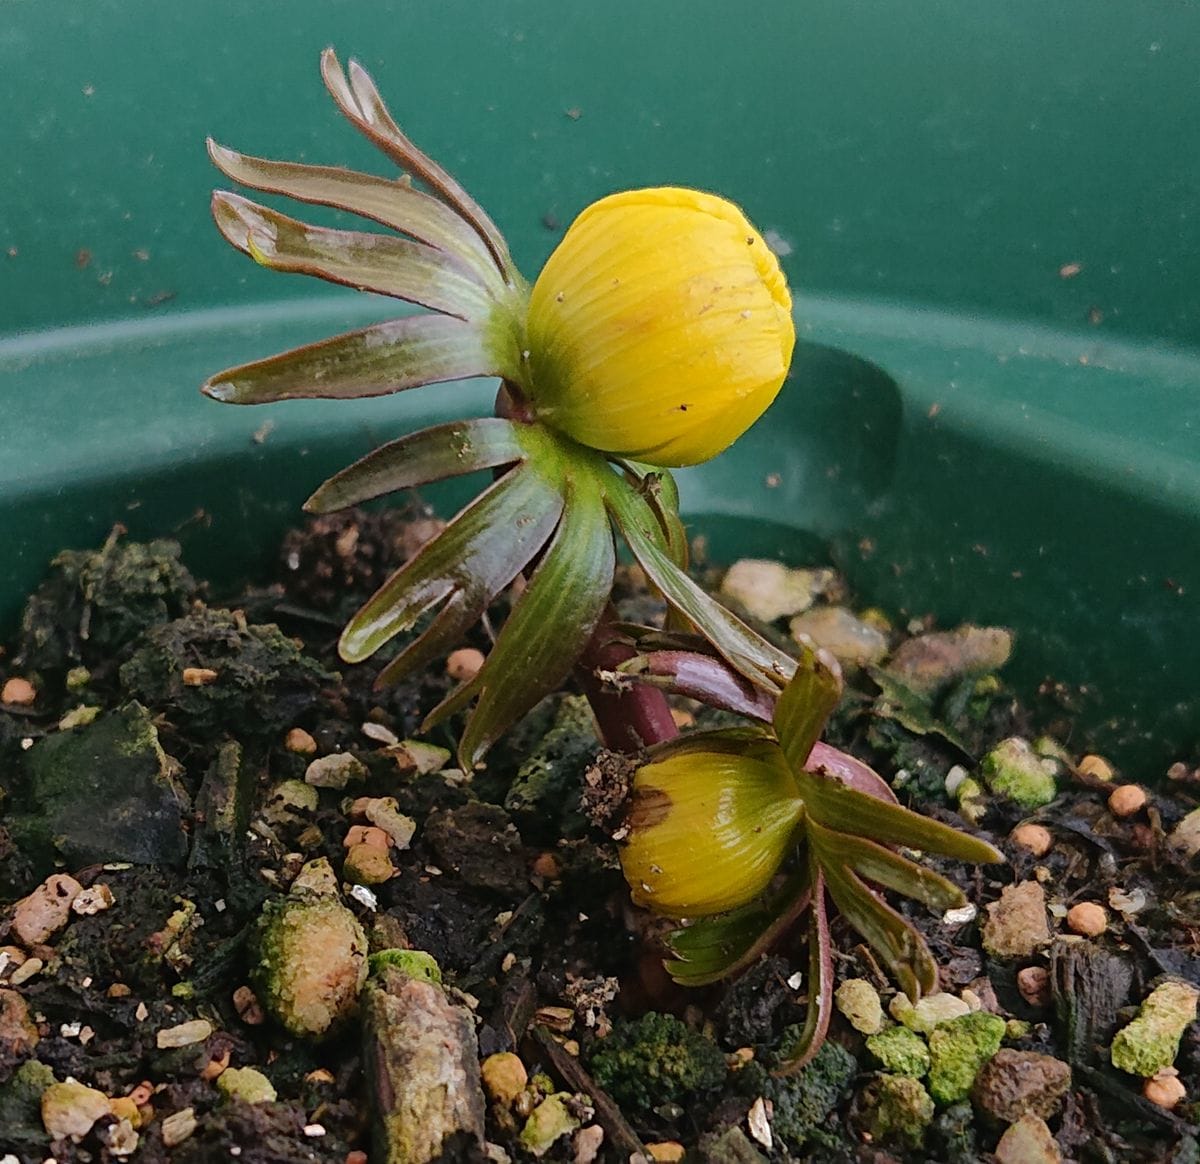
2;2;1198;772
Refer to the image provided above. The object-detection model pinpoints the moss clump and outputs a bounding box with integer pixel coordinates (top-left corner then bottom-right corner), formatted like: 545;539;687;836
927;1012;1006;1105
860;1073;934;1149
588;1012;725;1113
980;737;1057;809
17;538;197;674
1111;980;1200;1078
120;607;334;741
867;1025;932;1077
368;949;442;984
252;861;368;1039
734;1040;857;1153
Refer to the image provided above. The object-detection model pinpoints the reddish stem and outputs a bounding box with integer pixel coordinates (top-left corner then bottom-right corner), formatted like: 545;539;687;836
575;607;680;752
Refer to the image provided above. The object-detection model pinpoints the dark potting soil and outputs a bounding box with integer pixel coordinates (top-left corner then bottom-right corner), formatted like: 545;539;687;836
0;509;1198;1164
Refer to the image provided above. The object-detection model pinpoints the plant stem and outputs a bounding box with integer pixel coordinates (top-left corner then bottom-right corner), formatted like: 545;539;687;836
494;381;678;753
575;607;680;751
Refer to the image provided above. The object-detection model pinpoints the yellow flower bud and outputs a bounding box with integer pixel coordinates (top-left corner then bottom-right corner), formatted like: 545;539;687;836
621;747;803;916
525;188;795;467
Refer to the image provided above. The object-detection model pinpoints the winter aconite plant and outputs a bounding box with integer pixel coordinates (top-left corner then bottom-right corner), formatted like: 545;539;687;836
204;50;1000;1070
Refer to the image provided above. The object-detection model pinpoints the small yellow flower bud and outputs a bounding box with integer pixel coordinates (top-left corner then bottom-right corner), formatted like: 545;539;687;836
620;747;802;916
526;187;794;466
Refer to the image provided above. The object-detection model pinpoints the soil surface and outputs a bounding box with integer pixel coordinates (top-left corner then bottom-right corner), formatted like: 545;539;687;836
1;510;1198;1163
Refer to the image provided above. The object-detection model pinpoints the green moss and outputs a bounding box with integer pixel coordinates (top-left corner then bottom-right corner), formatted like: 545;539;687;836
980;737;1057;809
927;1012;1006;1105
17;538;197;674
867;1025;931;1077
120;607;334;741
588;1012;725;1113
504;695;598;841
861;1073;934;1149
1111;980;1200;1078
734;1040;857;1153
368;949;442;984
217;1066;278;1104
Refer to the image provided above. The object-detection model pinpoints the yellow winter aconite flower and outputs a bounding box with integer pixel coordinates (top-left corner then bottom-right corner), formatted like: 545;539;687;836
621;747;804;916
525;187;795;467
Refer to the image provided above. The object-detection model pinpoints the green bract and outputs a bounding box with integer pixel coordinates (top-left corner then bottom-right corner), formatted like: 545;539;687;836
202;51;794;768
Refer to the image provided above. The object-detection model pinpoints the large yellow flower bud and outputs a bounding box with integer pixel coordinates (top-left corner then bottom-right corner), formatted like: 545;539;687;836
620;746;803;916
525;188;795;467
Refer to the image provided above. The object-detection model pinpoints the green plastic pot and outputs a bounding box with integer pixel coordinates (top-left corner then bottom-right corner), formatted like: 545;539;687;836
3;3;1197;771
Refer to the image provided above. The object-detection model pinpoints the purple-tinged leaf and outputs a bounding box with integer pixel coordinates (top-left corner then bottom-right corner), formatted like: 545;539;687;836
814;824;939;1001
321;49;513;280
794;765;1003;864
451;478;615;769
773;641;843;771
208;140;502;284
306;418;527;512
339;462;562;667
774;863;834;1075
624;650;776;721
805;742;897;803
605;485;795;690
211;191;493;319
202;314;494;405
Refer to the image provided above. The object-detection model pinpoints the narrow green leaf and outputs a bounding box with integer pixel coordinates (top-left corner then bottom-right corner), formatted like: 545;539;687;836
202;314;492;405
817;846;939;1002
809;821;965;912
306;419;527;512
794;766;1004;865
773;861;834;1075
605;484;795;690
453;477;615;768
617;461;689;569
211;191;493;319
773;645;843;771
339;463;562;665
208;140;502;286
321;49;514;280
664;870;811;988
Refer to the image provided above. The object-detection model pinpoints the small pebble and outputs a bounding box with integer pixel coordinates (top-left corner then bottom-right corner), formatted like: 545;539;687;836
1077;753;1114;782
343;842;394;885
446;647;486;682
344;825;391;850
1144;1069;1187;1110
9;957;44;985
12;873;83;946
1011;823;1053;858
1;677;36;706
1108;784;1147;818
72;884;115;915
531;853;560;880
232;984;265;1024
285;727;318;755
156;1018;214;1049
161;1107;198;1147
646;1143;685;1163
1066;902;1107;937
305;752;367;789
1017;966;1052;1008
41;1080;112;1139
572;1125;604;1164
182;667;219;687
481;1051;528;1106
